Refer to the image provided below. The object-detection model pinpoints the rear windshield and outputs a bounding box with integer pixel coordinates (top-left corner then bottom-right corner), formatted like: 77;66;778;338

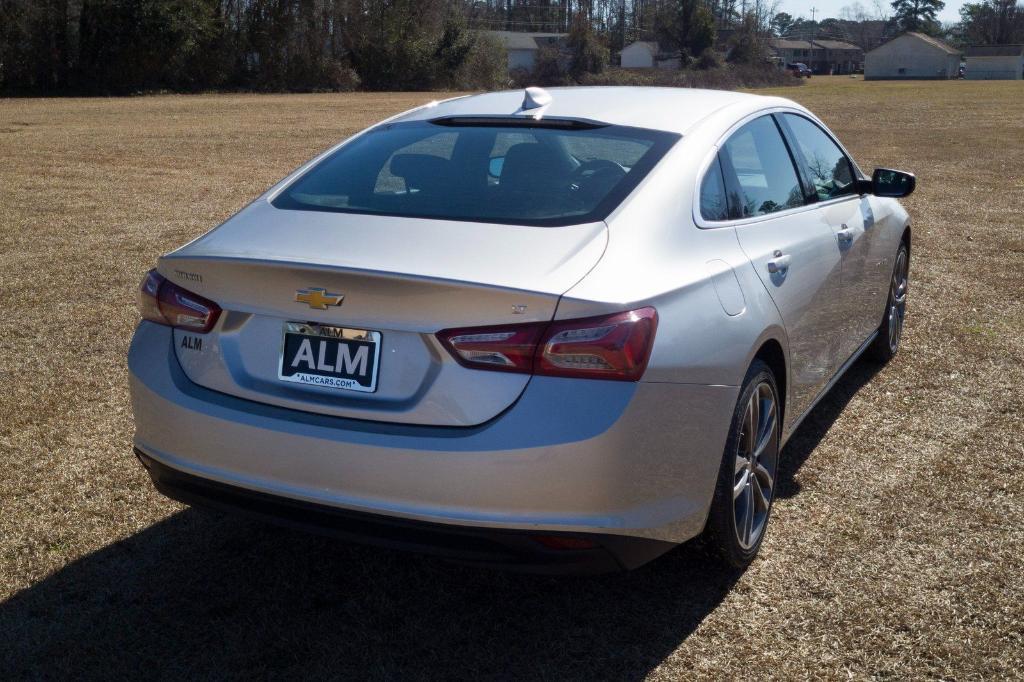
272;120;679;226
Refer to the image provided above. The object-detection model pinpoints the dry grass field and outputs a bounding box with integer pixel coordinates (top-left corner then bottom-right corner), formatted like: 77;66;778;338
1;77;1022;679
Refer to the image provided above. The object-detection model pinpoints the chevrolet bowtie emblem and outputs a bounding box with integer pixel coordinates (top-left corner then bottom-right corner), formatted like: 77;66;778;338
295;287;344;310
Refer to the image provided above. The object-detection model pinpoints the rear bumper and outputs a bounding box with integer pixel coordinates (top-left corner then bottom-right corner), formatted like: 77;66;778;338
136;449;671;573
129;322;738;565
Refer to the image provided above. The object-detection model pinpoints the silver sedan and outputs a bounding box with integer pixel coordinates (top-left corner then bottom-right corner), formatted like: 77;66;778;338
129;86;913;573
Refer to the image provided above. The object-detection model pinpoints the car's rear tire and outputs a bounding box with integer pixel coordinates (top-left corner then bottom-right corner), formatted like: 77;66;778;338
704;360;780;569
866;242;909;363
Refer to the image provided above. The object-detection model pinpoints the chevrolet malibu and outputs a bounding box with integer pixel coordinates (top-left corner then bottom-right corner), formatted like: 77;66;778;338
129;87;914;573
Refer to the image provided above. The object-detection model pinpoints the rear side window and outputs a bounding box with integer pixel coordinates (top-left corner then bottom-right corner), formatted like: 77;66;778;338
720;116;804;218
699;156;730;221
273;121;679;227
782;114;856;201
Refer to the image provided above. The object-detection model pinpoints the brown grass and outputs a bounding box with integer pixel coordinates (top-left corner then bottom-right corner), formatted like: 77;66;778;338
2;78;1023;679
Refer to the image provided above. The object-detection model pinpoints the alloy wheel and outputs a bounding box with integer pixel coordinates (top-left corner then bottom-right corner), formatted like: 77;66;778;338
733;382;778;550
888;249;909;353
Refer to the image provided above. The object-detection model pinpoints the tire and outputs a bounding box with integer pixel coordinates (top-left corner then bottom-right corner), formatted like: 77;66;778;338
704;360;781;569
866;241;909;363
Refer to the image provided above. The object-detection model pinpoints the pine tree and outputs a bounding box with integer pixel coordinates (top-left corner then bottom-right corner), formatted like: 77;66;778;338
568;10;609;79
890;0;946;33
657;0;717;66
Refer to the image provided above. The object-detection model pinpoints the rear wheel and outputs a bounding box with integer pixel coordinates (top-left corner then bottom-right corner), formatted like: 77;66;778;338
704;360;780;568
866;242;909;363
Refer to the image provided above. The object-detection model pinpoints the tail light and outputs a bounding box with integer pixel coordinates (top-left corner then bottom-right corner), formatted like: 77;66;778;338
537;308;658;380
436;323;546;373
137;269;221;333
437;307;657;382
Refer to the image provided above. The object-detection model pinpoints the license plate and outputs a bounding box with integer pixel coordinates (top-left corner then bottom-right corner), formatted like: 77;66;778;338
279;322;381;393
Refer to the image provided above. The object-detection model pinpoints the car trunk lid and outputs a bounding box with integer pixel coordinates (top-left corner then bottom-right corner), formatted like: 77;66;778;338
158;201;607;426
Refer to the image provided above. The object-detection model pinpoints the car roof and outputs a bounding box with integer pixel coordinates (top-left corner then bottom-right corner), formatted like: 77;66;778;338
393;86;802;136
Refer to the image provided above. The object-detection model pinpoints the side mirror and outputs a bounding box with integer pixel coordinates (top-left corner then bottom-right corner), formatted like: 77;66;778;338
868;168;916;198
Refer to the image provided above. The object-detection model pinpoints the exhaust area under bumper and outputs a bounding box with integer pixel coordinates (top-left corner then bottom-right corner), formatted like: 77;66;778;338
136;448;675;574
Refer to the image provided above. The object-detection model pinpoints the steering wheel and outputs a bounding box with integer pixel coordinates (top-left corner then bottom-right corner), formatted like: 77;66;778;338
568;160;627;203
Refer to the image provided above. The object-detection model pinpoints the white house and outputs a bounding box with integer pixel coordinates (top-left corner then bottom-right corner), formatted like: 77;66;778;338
483;31;567;72
864;32;960;80
620;41;681;69
621;41;658;68
965;44;1024;80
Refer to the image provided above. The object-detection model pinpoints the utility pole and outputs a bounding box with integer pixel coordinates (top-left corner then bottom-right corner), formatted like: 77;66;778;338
810;6;818;21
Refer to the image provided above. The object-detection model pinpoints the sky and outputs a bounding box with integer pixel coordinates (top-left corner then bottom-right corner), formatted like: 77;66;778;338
778;0;966;24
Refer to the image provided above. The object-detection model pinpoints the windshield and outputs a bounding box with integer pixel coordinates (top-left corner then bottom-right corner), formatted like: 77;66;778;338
272;120;679;226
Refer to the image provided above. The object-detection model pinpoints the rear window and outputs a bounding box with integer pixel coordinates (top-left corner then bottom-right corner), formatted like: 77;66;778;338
272;120;679;226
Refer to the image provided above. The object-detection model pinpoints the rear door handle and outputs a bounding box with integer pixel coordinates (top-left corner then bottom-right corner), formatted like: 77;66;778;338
837;226;854;244
766;251;791;274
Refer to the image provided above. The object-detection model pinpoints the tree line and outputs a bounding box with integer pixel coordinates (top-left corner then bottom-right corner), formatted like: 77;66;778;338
952;0;1024;45
3;0;1020;95
0;0;781;94
0;0;512;93
772;0;1024;50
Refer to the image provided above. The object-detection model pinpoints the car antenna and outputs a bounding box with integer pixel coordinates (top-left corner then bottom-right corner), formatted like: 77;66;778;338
521;87;552;113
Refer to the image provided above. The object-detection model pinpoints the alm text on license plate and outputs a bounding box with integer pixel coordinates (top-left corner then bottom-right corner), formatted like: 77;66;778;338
278;322;381;393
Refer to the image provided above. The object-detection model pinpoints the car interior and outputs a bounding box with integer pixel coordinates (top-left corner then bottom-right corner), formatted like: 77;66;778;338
279;122;665;224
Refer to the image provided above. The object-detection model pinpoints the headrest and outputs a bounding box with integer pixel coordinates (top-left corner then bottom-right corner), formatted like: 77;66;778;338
498;143;568;194
389;154;452;192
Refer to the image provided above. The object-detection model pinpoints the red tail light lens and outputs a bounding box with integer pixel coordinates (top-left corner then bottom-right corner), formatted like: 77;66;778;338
437;322;547;373
137;269;221;333
138;270;165;324
538;308;657;381
436;307;657;382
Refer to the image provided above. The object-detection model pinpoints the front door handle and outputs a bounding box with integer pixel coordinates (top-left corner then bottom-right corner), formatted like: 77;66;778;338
837;226;854;244
766;251;791;274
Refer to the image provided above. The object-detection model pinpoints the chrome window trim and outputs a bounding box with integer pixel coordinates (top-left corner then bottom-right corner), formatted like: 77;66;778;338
693;107;866;230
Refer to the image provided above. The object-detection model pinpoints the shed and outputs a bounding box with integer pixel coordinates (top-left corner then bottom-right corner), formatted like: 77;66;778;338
965;44;1024;80
621;41;658;68
483;31;568;72
864;32;960;80
620;41;682;69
